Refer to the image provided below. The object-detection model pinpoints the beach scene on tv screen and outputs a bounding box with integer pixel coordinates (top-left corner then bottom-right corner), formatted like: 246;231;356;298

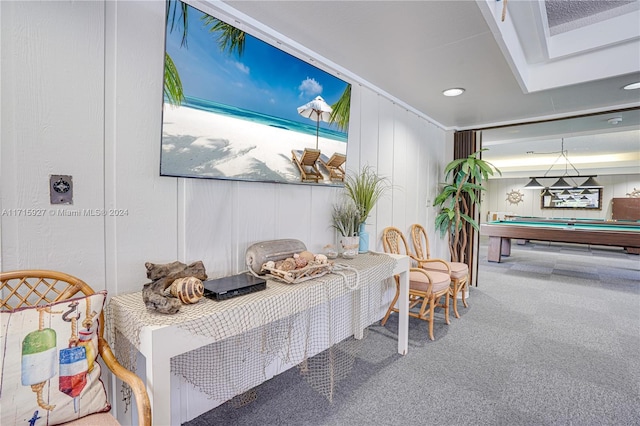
161;1;351;185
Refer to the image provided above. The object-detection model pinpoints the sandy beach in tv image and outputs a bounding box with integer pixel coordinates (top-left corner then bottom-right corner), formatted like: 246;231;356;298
161;104;347;185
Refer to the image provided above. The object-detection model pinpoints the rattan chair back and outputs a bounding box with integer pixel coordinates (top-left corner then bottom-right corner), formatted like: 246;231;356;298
381;226;412;257
409;224;432;260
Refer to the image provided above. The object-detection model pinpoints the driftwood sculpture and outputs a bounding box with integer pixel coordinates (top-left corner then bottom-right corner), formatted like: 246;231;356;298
142;261;207;314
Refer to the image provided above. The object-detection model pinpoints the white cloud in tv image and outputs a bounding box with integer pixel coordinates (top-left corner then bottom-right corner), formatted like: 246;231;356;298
161;1;351;185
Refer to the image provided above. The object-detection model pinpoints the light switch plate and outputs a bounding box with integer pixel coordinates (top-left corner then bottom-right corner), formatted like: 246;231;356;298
50;175;73;204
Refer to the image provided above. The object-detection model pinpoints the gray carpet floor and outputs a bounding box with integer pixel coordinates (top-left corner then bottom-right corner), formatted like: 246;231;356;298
184;240;640;426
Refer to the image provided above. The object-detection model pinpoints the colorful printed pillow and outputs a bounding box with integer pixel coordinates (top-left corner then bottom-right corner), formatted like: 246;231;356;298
0;291;110;425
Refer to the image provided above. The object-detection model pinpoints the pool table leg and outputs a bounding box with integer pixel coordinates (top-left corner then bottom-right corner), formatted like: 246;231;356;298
487;236;511;262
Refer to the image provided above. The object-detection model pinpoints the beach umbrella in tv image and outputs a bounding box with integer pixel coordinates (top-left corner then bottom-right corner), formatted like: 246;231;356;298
297;96;333;149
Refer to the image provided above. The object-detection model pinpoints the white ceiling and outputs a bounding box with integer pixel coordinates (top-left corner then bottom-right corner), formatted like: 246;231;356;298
205;0;640;176
218;0;640;129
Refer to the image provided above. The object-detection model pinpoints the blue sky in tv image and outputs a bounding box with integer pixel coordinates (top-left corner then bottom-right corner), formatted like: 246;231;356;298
164;1;349;139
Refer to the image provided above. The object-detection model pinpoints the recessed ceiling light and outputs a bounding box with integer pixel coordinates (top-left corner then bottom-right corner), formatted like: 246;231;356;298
623;82;640;90
442;88;465;97
607;117;623;125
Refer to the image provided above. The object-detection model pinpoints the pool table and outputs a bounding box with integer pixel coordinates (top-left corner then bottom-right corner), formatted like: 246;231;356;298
480;219;640;262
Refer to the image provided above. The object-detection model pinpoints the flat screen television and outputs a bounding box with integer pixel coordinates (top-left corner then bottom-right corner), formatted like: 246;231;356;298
161;0;351;186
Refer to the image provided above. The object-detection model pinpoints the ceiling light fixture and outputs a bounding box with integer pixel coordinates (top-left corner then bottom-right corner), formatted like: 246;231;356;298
553;178;573;189
442;88;465;97
607;117;623;125
524;138;602;189
524;178;544;189
580;176;602;188
623;82;640;90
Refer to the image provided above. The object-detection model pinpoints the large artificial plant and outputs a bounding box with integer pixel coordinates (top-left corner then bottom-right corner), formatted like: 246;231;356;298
433;149;500;263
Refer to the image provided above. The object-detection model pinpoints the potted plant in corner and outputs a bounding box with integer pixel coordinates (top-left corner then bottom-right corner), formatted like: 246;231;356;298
433;149;500;264
331;198;361;258
344;165;390;253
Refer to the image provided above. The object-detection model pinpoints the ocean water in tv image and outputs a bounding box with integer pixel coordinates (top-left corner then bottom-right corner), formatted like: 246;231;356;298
183;96;347;143
161;1;350;185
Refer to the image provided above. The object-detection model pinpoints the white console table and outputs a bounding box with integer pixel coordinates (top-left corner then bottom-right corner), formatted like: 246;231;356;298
106;252;409;424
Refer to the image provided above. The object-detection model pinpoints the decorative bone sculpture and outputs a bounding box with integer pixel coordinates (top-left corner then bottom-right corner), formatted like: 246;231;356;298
142;261;207;314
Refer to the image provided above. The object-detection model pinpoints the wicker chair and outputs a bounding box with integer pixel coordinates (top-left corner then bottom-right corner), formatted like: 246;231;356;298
380;227;450;340
410;224;470;318
0;270;151;426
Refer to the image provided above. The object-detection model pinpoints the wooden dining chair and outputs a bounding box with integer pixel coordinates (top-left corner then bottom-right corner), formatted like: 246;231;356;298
410;224;470;318
380;227;450;340
0;270;151;426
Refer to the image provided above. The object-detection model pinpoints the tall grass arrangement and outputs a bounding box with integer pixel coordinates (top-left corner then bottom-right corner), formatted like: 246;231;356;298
344;165;390;225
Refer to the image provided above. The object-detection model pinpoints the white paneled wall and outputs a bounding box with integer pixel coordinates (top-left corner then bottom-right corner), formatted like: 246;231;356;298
1;0;449;422
106;0;179;296
0;1;107;283
482;174;640;222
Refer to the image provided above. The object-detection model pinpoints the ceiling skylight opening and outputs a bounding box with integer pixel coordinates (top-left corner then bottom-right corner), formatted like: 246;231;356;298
442;88;465;97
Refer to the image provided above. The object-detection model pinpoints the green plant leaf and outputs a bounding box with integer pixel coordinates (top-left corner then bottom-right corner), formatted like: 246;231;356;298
329;85;351;132
202;16;247;56
443;158;466;179
344;166;390;224
164;53;184;106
